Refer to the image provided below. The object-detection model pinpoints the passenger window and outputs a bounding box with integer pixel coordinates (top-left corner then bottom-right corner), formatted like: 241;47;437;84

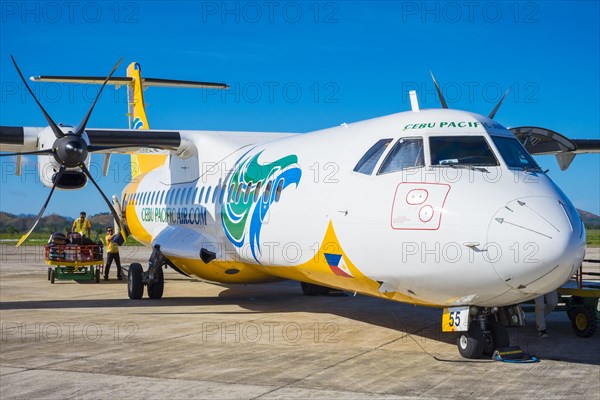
378;138;424;174
275;179;284;202
198;187;204;203
160;191;165;204
244;183;253;203
181;188;188;205
235;184;243;202
264;181;273;201
354;139;393;175
190;188;197;204
253;181;262;202
212;185;220;203
174;189;181;204
150;192;155;205
430;136;498;166
205;187;212;203
228;184;235;202
219;183;226;203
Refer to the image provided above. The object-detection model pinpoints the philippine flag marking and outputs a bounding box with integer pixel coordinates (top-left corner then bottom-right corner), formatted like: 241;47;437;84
324;253;353;278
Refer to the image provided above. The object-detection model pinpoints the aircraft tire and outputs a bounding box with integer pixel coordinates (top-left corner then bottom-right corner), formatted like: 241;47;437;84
147;271;164;300
128;263;144;299
571;305;598;338
457;324;484;359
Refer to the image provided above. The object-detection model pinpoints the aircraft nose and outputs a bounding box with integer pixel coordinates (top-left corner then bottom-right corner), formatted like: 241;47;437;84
486;196;586;295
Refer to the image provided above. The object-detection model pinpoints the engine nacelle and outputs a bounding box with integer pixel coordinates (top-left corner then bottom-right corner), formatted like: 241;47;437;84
38;155;89;189
37;126;90;190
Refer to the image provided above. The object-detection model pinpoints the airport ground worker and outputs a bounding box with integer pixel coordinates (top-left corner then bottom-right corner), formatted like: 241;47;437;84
535;290;558;337
72;211;91;238
104;227;122;281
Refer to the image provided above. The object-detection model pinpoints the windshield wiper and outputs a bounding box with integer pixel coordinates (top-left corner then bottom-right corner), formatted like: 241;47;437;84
447;164;490;173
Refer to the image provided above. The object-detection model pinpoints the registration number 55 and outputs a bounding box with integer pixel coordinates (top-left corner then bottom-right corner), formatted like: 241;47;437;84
442;306;469;332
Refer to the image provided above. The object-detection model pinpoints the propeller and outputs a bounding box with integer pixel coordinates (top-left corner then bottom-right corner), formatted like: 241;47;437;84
15;166;66;247
0;149;54;157
5;56;126;247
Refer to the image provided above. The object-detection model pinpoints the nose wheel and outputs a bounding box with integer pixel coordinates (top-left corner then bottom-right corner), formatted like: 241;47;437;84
457;311;510;359
457;324;484;359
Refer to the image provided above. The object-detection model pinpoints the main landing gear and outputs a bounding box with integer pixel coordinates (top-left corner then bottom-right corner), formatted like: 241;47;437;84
128;245;165;300
456;307;512;359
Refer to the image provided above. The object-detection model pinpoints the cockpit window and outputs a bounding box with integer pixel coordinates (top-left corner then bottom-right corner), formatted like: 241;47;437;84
430;136;498;166
491;136;541;171
354;139;393;175
377;137;424;174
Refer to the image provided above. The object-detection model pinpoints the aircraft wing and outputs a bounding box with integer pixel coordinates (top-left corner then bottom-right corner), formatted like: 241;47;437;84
510;126;600;170
0;126;182;154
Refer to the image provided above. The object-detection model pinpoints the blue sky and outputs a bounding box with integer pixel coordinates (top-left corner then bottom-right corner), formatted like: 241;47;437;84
1;1;599;217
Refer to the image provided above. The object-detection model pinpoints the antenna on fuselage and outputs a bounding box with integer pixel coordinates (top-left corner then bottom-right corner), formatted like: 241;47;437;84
488;89;510;119
429;71;448;109
409;90;420;112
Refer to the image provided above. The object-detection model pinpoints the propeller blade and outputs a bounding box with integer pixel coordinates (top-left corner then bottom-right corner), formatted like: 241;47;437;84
488;89;510;119
79;163;125;236
10;55;64;139
429;71;448;109
0;149;54;157
75;58;124;137
16;166;66;247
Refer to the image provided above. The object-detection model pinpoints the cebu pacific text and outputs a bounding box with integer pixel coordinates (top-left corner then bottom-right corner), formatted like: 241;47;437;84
141;207;207;225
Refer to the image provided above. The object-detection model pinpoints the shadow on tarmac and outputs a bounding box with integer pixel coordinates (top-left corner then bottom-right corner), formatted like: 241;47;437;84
2;280;598;366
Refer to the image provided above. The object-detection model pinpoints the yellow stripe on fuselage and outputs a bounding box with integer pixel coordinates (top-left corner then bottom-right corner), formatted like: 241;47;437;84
144;218;434;306
123;176;153;245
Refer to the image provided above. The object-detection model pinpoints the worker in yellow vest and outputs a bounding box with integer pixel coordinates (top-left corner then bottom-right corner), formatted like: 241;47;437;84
104;227;122;280
72;211;91;238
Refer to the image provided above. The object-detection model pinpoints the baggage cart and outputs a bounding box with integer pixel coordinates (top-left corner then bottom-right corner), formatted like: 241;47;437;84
44;244;104;283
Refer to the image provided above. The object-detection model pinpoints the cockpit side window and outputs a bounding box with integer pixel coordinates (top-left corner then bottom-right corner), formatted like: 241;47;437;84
377;137;424;175
354;139;393;175
430;136;498;166
491;136;541;171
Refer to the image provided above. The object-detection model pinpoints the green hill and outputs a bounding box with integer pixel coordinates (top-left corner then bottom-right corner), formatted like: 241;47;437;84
0;212;115;236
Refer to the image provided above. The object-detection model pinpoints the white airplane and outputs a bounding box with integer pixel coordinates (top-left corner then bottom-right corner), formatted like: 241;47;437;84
1;58;597;359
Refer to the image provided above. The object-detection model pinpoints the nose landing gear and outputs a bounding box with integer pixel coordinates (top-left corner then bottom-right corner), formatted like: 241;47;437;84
457;308;511;359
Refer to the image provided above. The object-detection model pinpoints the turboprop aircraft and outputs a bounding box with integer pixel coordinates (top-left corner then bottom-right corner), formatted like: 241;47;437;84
1;58;597;359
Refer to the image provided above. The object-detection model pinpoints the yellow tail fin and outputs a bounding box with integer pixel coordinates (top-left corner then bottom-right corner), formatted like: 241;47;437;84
126;62;166;179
